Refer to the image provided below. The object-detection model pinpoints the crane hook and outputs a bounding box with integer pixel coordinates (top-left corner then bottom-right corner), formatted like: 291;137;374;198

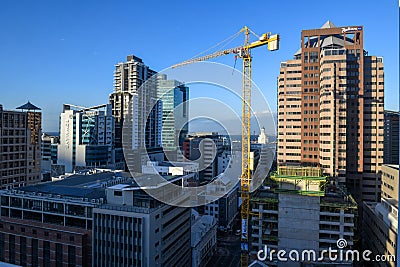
232;55;238;74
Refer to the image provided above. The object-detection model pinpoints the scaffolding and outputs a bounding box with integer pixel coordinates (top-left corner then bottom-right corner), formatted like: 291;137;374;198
270;166;327;196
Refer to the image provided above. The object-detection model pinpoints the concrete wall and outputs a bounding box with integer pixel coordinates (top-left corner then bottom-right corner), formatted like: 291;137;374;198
278;194;320;267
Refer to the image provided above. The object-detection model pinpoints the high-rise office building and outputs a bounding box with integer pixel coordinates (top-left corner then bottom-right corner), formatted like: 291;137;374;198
157;74;189;156
57;104;119;173
277;21;384;202
0;102;42;189
384;110;399;165
41;133;59;171
109;55;161;150
183;132;224;181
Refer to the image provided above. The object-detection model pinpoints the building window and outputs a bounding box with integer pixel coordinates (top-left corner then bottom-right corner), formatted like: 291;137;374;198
0;233;4;261
56;243;63;267
20;236;26;266
43;241;50;267
9;235;15;264
113;191;123;196
32;239;38;267
68;245;76;267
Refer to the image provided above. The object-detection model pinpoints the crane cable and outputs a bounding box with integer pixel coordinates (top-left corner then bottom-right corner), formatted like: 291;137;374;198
248;28;261;39
189;29;243;60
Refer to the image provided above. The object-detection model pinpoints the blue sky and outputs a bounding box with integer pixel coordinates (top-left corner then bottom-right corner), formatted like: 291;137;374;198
0;0;398;132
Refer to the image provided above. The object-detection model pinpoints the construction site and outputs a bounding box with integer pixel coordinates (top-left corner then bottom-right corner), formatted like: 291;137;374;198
0;2;393;264
249;166;358;266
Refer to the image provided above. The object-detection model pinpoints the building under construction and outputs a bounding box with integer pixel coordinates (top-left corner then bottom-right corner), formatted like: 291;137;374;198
249;166;357;266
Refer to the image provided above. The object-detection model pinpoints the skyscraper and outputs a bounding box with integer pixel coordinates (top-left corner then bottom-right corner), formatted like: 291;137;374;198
384;110;399;165
109;55;161;150
57;104;118;173
0;102;42;188
277;21;384;202
156;74;189;156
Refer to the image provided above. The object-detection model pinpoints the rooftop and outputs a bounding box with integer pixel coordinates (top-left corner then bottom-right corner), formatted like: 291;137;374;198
4;171;132;200
187;132;219;138
321;20;336;29
383;164;399;171
256;170;357;207
385;198;398;207
16;101;41;111
269;166;327;196
191;214;216;247
365;200;398;232
157;161;196;167
294;20;358;56
249;260;269;267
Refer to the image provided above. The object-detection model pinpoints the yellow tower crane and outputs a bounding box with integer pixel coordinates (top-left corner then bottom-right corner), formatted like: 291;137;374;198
172;26;279;266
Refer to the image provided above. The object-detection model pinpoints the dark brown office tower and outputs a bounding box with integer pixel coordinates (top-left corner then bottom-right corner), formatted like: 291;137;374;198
0;102;42;188
384;110;399;164
277;21;384;202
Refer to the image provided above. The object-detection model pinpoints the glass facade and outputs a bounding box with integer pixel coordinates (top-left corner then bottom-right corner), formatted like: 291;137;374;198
157;76;189;152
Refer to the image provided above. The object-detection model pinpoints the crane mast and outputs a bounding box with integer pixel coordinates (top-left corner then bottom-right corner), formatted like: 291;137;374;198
172;27;279;266
240;27;252;267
